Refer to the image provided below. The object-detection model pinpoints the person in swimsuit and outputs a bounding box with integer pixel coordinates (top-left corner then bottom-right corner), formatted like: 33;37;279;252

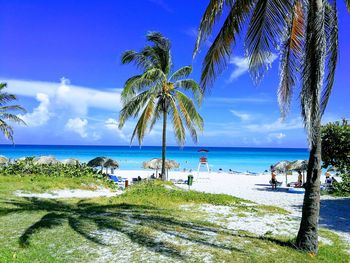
271;165;277;189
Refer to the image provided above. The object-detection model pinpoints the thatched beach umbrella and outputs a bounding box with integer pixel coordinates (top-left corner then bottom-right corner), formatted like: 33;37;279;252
87;157;107;173
287;160;308;184
0;156;9;165
287;160;308;171
62;158;80;166
104;158;119;174
143;158;179;178
273;160;290;186
34;156;60;165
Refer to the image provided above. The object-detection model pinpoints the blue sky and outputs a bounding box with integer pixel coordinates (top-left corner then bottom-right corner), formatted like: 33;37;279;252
1;0;349;147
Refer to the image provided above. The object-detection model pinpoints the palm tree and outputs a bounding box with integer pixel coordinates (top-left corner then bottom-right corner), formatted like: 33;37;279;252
119;32;204;180
194;0;348;253
0;83;26;142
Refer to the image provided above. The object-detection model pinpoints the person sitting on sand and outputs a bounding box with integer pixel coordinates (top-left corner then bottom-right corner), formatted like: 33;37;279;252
271;165;277;189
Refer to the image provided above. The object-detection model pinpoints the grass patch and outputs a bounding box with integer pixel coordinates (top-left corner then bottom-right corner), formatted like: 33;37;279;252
0;176;348;262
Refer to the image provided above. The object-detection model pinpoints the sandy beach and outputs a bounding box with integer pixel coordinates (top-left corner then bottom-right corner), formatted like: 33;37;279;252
113;169;350;245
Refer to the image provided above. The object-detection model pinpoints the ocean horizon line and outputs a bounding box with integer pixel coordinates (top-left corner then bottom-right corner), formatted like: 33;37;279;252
0;144;309;150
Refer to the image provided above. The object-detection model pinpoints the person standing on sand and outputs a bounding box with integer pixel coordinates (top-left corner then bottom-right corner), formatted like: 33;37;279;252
271;165;277;190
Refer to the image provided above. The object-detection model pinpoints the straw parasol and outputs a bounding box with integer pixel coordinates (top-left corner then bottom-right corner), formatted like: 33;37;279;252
34;156;60;165
143;158;180;179
287;160;308;171
62;158;80;165
273;160;290;172
104;158;119;174
273;160;291;186
0;156;9;165
87;157;107;173
287;160;308;184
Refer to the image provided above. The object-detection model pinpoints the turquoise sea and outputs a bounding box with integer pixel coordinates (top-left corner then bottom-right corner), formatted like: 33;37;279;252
0;145;309;173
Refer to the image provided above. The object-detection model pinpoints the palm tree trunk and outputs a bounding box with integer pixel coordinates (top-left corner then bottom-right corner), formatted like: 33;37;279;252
296;129;321;252
161;110;167;180
296;0;325;252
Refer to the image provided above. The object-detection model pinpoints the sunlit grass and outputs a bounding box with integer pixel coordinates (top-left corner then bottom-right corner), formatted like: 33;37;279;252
0;176;348;262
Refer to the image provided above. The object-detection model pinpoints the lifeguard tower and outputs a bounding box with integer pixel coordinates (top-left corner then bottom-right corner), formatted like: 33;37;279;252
197;149;210;179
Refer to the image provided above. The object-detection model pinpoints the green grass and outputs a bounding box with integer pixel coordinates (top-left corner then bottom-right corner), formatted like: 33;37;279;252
0;175;348;262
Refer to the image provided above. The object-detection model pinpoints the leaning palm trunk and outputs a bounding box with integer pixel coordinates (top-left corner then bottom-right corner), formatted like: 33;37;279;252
161;109;167;180
296;0;325;252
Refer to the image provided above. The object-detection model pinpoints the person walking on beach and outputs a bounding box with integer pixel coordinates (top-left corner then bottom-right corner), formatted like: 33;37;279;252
271;165;277;190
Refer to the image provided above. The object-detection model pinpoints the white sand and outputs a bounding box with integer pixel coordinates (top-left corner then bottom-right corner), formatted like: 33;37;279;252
115;169;350;245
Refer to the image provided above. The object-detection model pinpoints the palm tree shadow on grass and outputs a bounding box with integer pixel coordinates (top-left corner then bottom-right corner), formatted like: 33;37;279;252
1;197;295;258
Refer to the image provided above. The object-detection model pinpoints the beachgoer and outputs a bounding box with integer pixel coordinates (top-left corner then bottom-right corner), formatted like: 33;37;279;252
137;176;142;181
297;171;303;187
271;165;277;189
150;173;155;179
325;172;332;184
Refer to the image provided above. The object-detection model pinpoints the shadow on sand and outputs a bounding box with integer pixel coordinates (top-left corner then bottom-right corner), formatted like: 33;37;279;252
0;197;296;258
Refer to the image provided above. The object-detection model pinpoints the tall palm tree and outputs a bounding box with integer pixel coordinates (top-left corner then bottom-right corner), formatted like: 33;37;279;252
0;83;26;142
194;0;348;253
119;32;203;180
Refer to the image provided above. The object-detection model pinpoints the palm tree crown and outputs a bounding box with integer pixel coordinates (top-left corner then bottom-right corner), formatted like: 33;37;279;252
119;32;203;146
0;83;26;142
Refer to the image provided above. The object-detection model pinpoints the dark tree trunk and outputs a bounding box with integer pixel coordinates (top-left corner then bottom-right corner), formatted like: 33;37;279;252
161;110;167;180
296;0;325;253
296;129;321;252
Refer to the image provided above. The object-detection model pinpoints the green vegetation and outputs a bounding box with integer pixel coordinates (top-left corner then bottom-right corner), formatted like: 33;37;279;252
0;176;348;262
0;83;26;142
322;119;350;195
119;32;203;179
0;157;100;178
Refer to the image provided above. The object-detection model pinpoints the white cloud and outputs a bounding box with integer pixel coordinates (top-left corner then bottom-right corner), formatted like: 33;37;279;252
268;132;286;140
230;110;252;121
3;77;122;115
228;53;278;82
19;93;51;127
105;118;129;142
65;118;88;138
246;117;303;132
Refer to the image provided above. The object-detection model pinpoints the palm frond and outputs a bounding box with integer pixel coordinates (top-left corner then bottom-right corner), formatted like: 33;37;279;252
347;0;350;13
0;119;14;142
174;79;203;105
175;91;204;132
118;90;153;128
321;1;338;115
130;95;156;145
121;50;153;70
0;113;26;125
169;66;192;81
200;0;255;90
146;32;172;74
301;2;326;145
278;0;305;118
193;0;234;57
149;100;163;131
246;0;292;82
175;92;204;144
0;105;26;113
168;97;186;146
